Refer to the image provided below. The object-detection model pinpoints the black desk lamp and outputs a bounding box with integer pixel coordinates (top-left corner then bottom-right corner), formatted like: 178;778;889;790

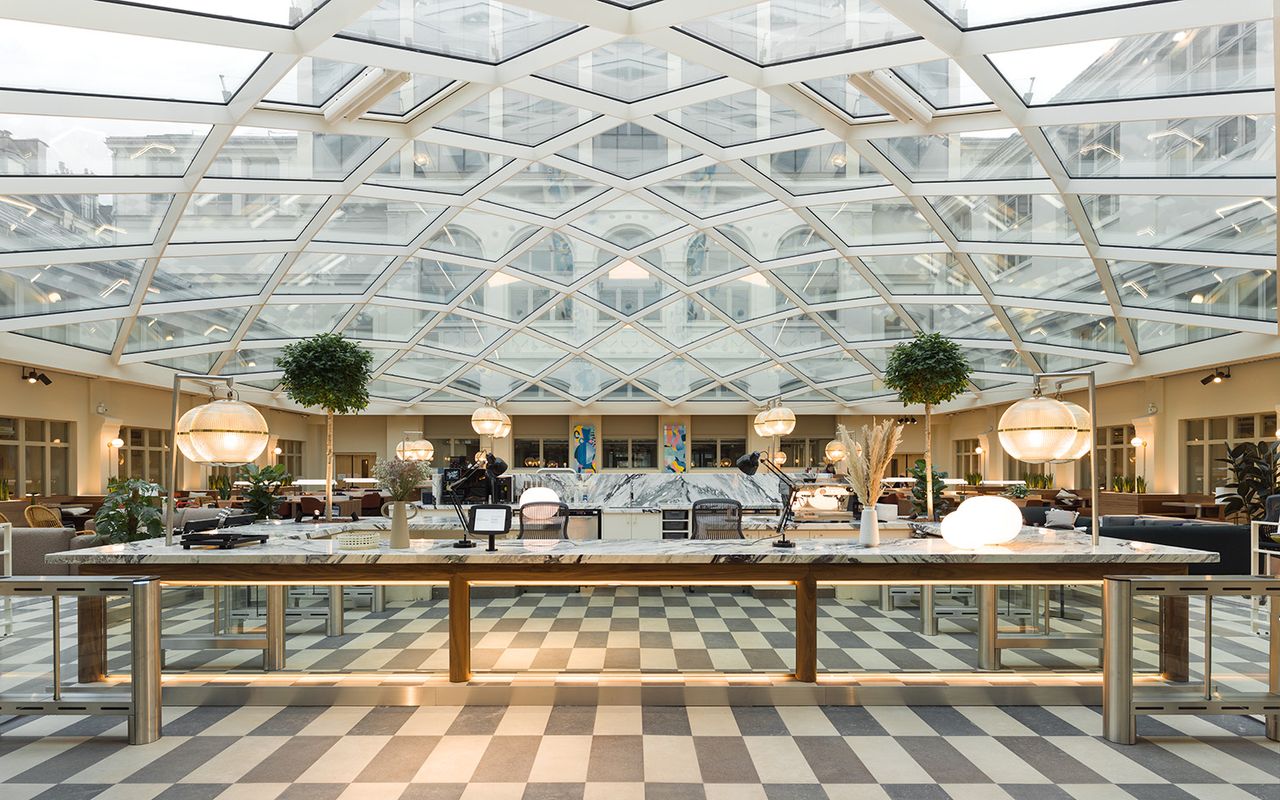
449;453;508;548
736;451;796;548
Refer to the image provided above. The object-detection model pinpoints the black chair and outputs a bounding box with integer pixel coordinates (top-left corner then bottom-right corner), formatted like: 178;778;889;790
518;502;570;540
691;499;744;540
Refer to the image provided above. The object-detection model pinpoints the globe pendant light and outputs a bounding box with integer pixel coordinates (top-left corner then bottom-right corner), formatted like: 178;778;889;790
752;409;770;437
824;440;849;464
997;391;1078;464
175;398;269;466
493;411;511;439
395;431;434;462
760;403;797;437
1051;399;1092;463
471;403;504;436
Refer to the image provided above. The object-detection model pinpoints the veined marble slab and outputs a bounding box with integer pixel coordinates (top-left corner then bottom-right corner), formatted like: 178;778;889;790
511;472;788;509
49;525;1217;566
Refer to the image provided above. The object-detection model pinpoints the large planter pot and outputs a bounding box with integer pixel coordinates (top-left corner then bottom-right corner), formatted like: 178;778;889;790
859;507;880;547
381;500;418;548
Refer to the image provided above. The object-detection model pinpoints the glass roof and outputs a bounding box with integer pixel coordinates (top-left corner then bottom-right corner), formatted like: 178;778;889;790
0;2;1272;413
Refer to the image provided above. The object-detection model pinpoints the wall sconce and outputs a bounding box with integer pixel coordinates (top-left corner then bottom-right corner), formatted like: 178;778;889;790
273;446;283;455
974;445;984;455
109;437;125;449
1130;436;1145;448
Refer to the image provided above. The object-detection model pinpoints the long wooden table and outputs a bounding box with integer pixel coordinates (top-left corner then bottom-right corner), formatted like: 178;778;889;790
52;526;1216;685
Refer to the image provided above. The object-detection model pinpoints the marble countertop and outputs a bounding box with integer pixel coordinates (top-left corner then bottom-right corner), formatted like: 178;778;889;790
49;525;1218;566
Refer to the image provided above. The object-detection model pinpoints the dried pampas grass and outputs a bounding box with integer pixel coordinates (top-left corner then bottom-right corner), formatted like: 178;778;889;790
837;420;902;508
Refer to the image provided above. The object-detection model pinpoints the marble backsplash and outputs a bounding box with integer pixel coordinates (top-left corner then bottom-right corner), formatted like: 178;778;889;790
511;472;788;509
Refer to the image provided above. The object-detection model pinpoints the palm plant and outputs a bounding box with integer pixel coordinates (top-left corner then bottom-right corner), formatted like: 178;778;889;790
1219;441;1280;520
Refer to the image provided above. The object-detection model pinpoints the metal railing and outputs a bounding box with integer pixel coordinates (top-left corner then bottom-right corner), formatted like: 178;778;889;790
1103;575;1280;744
0;576;162;745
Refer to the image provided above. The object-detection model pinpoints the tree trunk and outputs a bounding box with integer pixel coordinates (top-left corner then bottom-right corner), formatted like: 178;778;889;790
924;402;934;521
325;409;334;523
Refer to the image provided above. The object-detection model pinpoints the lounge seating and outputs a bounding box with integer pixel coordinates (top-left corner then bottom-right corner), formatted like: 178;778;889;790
23;505;62;528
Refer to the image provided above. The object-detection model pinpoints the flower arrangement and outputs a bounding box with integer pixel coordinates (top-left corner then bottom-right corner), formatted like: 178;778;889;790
373;457;430;502
836;420;902;509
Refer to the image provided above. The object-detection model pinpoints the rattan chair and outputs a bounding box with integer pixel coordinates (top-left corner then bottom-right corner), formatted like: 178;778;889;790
518;502;570;540
691;499;744;540
24;505;63;528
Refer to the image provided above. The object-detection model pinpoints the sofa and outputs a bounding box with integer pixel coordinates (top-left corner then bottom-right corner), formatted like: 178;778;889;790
6;525;99;576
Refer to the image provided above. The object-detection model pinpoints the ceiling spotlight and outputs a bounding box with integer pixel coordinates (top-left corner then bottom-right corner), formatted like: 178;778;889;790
21;368;51;386
1200;367;1231;385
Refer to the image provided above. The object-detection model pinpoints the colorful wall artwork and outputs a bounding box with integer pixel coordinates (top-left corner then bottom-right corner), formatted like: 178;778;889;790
663;423;687;473
572;424;597;473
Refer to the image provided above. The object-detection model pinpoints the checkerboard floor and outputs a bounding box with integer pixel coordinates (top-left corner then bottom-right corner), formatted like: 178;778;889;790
1;703;1276;799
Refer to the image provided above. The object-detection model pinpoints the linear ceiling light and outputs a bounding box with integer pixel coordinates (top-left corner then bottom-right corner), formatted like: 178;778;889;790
323;67;411;122
847;70;933;124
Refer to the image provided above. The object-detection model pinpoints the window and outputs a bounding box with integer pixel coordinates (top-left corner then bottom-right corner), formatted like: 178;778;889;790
603;438;657;469
0;417;72;497
1183;413;1278;494
514;438;569;469
1078;425;1137;490
276;439;303;478
435;438;481;466
954;438;981;479
119;426;169;486
779;438;829;469
1004;452;1049;482
690;438;747;468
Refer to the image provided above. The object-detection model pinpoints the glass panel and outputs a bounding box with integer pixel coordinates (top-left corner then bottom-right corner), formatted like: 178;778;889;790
340;0;580;63
699;274;796;321
277;252;393;295
114;0;328;26
748;144;887;194
790;351;867;382
904;303;1004;339
1008;306;1125;352
20;319;119;352
583;260;675;315
970;253;1106;303
586;327;667;374
803;75;890;120
126;307;245;352
368;143;511;194
438;88;597;146
0;193;169;252
1129;318;1233;353
48;446;68;495
379;257;484;303
262;57;364;106
827;378;892;401
315;197;445;246
647;164;774;218
678;0;916;65
638;233;747;286
0;19;265;102
1044;116;1277;178
0;115;209;176
1082;194;1276;254
990;23;1274;106
1110;260;1276;321
461;272;557;322
544;358;618;399
508;233;608;285
536;39;721;101
569;196;685;249
817;305;914;342
687;333;771;374
770;258;874;303
873;129;1044;181
894;60;990;108
344;305;434;342
24;420;45;441
149;352;218;373
367;379;422;401
245;303;350;339
486;333;569;375
930;0;1178;29
451;365;525;398
207;128;385;181
731;365;806;400
173;193;327;243
931;194;1080;244
0;259;144;318
961;347;1030;374
222;347;286;375
385;350;465;383
660;90;818;147
637;298;726;347
25;445;44;495
747;316;837;354
423;209;541;261
418;313;508;355
530;297;618;346
557;123;697;179
367;72;455;117
147;254;281;302
728;211;830;261
812;199;939;245
864;253;977;295
637;357;712;399
1036;351;1102;372
483;164;608;218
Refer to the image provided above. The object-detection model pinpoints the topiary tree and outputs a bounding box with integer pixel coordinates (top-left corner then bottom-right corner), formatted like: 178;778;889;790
276;333;373;521
883;333;972;520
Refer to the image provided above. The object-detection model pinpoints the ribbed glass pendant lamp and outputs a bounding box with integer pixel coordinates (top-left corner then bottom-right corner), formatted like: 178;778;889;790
175;398;269;466
471;404;505;436
997;392;1079;464
395;432;434;462
1051;399;1092;463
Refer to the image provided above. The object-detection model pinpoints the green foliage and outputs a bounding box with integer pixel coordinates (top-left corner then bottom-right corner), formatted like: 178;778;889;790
1218;441;1280;521
1004;484;1029;499
237;463;290;520
276;332;374;415
882;333;973;408
93;478;163;543
1135;475;1147;494
209;474;233;501
373;457;431;502
964;472;983;486
908;459;947;517
0;478;9;501
1023;473;1054;490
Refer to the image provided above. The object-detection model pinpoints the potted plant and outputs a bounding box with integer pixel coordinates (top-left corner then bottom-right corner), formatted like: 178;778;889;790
92;478;163;543
372;457;430;548
238;463;290;520
836;420;901;546
1219;440;1280;520
209;474;233;501
908;458;947;518
883;333;972;520
276;333;373;522
965;472;984;487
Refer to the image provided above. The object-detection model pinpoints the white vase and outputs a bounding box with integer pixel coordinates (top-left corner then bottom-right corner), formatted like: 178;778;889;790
859;507;880;547
382;501;417;549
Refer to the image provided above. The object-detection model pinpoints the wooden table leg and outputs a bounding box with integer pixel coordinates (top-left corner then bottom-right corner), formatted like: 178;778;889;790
794;574;817;683
78;595;108;683
449;575;471;683
1159;595;1189;682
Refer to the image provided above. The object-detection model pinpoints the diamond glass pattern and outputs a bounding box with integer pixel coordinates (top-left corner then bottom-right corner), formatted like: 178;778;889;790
536;39;721;102
0;259;144;319
147;254;282;302
0;194;170;252
439;89;597;146
660;90;818;147
557;124;698;179
245;303;351;340
369;143;511;194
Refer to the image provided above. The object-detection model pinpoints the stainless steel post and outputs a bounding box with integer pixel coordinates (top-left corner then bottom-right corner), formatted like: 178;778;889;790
1268;589;1278;742
165;374;236;547
372;585;386;614
879;585;891;610
264;585;286;671
129;579;162;745
1103;578;1135;744
1203;597;1213;701
327;586;344;637
51;595;61;700
920;585;937;636
977;584;999;670
1032;371;1099;546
